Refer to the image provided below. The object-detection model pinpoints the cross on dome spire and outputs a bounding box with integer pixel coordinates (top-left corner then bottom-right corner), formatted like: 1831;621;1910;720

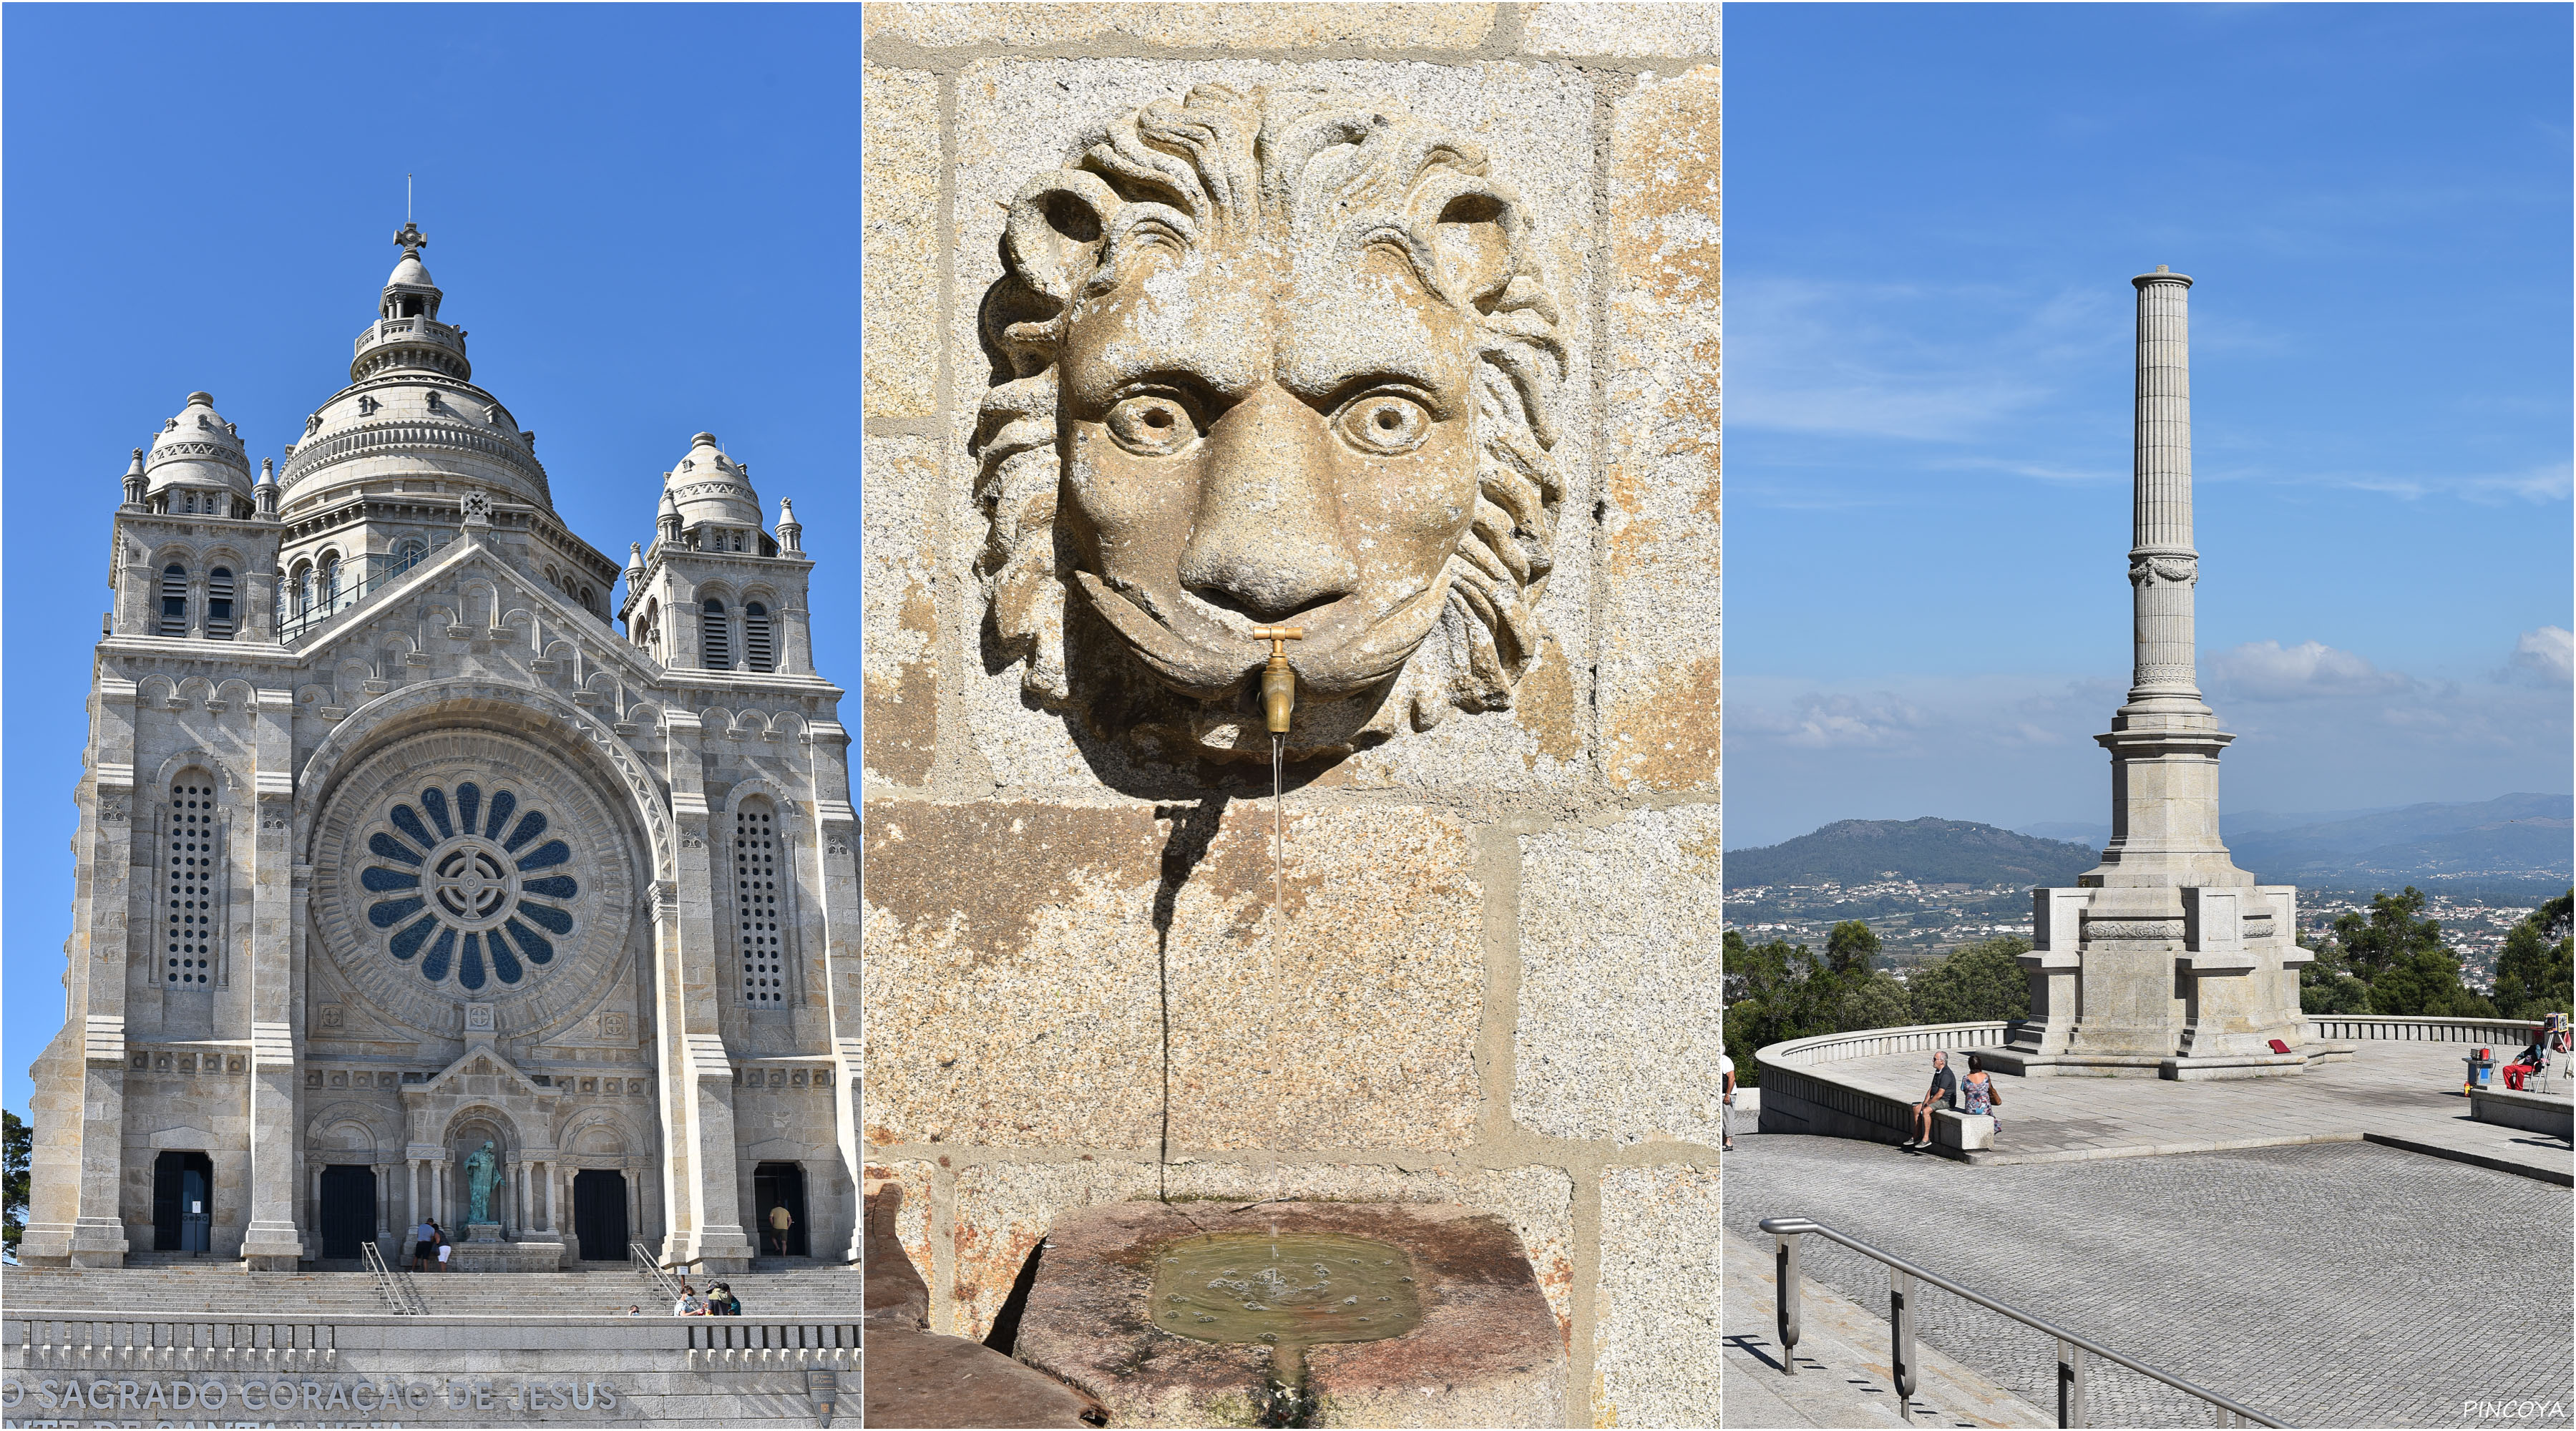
394;221;429;258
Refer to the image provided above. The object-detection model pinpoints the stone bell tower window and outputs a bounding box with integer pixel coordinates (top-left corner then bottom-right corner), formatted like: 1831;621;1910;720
744;602;774;673
736;801;787;1005
205;568;235;640
701;599;732;670
165;776;223;986
158;564;189;637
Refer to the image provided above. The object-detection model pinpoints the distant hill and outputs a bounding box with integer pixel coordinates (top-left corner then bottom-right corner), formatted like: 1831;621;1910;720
1727;818;2098;891
2225;793;2572;889
2014;794;2573;897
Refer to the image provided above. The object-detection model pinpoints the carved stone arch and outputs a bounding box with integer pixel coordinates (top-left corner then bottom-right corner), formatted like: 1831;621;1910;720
555;1105;638;1158
497;607;540;645
729;709;770;741
210;678;257;720
721;775;801;820
737;581;783;608
199;543;252;571
306;1100;394;1153
147;541;201;571
292;669;680;885
582;670;618;699
135;674;178;709
426;602;460;630
174;675;218;707
332;661;373;701
457;577;501;628
294;683;336;716
624;699;666;731
694;580;737;605
698;707;735;741
766;709;809;744
151;748;240;796
441;1103;527;1158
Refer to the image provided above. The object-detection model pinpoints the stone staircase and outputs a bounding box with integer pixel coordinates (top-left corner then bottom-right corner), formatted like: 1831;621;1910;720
0;1259;859;1320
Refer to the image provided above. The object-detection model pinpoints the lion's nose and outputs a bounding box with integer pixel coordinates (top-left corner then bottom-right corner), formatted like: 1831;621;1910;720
1179;385;1360;624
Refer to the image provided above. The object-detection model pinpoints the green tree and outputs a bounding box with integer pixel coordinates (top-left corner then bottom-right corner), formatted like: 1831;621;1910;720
1824;920;1881;977
2331;888;2446;985
1908;934;2034;1025
2326;888;2492;1017
2491;889;2573;1021
2298;932;2374;1016
3;1109;29;1263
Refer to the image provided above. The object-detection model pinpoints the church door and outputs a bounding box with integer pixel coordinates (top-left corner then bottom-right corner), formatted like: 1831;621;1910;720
318;1165;377;1261
753;1162;809;1258
152;1151;213;1252
574;1170;630;1261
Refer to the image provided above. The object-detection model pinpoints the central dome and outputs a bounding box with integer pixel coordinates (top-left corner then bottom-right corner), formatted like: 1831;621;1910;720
275;225;555;514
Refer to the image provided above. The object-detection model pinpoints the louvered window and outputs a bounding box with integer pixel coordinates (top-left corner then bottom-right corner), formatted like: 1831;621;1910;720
159;565;189;637
205;568;235;640
736;805;785;1005
165;778;221;987
744;602;774;673
701;599;731;670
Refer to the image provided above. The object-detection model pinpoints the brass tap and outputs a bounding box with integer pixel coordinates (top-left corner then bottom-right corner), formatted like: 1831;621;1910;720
1250;626;1305;735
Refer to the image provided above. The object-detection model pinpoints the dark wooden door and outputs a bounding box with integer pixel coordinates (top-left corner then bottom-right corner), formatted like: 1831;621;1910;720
318;1164;376;1260
152;1152;212;1251
574;1169;629;1261
753;1162;809;1257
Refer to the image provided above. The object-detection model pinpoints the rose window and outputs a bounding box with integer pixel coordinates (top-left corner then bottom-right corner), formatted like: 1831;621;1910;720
360;781;577;992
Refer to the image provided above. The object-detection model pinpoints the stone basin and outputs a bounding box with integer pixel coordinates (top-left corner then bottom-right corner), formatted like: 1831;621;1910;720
1012;1201;1565;1428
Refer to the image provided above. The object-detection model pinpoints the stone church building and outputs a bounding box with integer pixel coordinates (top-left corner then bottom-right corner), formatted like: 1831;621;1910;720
19;225;859;1272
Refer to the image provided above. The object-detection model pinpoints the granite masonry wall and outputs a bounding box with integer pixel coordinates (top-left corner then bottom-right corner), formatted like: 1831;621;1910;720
859;6;1719;1424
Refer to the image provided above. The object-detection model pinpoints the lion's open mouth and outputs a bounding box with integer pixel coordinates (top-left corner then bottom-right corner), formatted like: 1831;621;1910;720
1074;572;1450;700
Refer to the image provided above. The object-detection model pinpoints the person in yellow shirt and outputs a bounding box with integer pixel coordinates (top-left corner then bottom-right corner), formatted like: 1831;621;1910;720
767;1202;794;1256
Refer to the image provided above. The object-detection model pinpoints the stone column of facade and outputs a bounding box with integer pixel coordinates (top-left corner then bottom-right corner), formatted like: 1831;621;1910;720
21;676;142;1266
655;711;755;1271
240;688;306;1267
2001;270;2311;1078
860;9;1722;1421
804;721;864;1264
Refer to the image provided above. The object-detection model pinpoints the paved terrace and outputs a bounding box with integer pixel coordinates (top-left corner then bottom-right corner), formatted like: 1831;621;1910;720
1761;1020;2572;1183
1724;1136;2575;1429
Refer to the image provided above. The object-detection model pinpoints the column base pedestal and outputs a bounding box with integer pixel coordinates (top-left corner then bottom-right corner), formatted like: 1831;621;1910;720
240;1219;306;1271
452;1239;567;1272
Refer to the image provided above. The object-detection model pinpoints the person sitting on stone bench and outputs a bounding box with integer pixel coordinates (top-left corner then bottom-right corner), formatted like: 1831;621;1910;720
1959;1053;2001;1137
1902;1050;1956;1150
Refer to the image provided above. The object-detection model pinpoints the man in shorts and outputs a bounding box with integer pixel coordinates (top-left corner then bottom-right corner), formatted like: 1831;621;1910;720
768;1202;794;1256
1902;1051;1956;1151
411;1218;437;1273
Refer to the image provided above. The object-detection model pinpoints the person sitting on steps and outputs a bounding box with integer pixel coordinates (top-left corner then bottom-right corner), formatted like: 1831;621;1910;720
1902;1050;1956;1151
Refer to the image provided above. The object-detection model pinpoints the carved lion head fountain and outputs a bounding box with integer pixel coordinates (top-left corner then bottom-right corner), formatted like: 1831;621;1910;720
976;84;1566;761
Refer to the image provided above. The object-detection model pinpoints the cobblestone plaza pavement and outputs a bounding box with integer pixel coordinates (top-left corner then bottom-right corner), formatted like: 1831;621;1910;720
1810;1042;2574;1181
1723;1135;2575;1427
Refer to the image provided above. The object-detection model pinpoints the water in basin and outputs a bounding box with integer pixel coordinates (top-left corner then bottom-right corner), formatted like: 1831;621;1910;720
1148;1229;1424;1400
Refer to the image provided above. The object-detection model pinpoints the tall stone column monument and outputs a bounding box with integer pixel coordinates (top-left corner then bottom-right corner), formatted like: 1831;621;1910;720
1994;268;2313;1080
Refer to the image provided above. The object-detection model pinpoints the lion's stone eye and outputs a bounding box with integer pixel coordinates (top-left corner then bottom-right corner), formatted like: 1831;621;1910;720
1335;394;1432;456
1104;394;1199;456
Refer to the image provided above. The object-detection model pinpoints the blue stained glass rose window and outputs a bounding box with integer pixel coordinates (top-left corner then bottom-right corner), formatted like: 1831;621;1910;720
364;780;577;991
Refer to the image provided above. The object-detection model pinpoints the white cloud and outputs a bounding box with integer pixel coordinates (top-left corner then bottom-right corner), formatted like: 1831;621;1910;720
1738;690;1930;751
2263;460;2575;504
2507;626;2574;685
2206;640;2417;701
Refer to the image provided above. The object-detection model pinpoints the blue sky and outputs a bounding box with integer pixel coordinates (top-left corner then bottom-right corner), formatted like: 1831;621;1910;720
2;5;863;1115
1724;2;2575;849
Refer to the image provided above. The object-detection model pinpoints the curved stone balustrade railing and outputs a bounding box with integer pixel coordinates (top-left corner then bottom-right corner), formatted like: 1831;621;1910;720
2306;1015;2545;1045
1752;1014;2557;1145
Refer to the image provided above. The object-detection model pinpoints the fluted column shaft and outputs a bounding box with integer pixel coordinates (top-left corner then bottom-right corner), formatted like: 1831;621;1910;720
2128;270;2202;705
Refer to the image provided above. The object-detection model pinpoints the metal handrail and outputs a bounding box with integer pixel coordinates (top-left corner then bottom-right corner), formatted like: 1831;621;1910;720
631;1241;686;1304
358;1240;426;1316
1759;1215;2291;1428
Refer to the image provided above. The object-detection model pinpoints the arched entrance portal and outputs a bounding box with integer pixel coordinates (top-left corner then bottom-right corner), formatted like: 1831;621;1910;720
318;1165;378;1260
152;1151;213;1253
574;1169;630;1261
753;1163;807;1258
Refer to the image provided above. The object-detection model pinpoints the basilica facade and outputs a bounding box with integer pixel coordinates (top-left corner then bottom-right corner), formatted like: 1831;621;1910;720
19;225;859;1273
